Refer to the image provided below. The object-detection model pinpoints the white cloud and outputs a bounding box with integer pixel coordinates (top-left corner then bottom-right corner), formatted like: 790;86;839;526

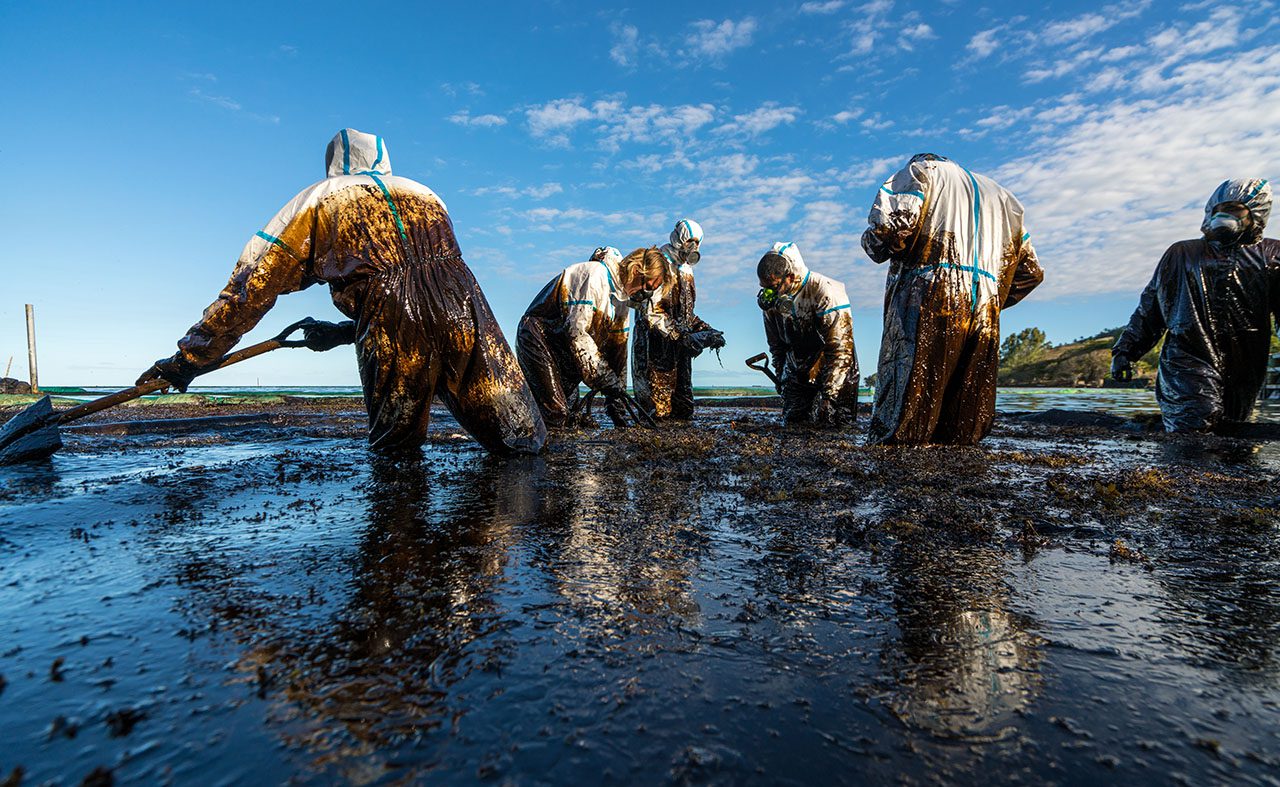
1025;47;1105;83
524;97;716;150
609;23;639;68
801;0;845;13
992;44;1280;300
525;98;599;146
902;23;936;42
832;109;863;124
448;111;508;128
898;22;936;52
842;156;903;186
859;113;893;131
474;182;564;200
472;186;519;198
847;0;894;55
525;182;564;199
440;81;484;98
1041;0;1151;45
715;103;801;137
600;102;717;151
704;153;760;177
685;17;757;60
967;28;1001;59
189;88;240;111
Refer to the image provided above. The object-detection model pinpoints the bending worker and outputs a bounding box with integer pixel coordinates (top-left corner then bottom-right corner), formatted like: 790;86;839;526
136;129;547;455
756;242;859;427
862;153;1043;445
1112;179;1279;432
632;219;725;421
517;246;668;428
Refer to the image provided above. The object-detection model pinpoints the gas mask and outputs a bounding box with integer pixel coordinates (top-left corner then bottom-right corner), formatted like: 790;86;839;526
1204;212;1247;244
629;287;657;306
756;284;794;313
683;247;701;266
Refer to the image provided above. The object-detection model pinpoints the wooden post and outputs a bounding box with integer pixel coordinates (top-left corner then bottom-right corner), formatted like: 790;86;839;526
25;304;39;394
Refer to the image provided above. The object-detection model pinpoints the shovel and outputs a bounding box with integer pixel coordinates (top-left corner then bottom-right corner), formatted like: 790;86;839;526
0;318;317;466
745;352;781;387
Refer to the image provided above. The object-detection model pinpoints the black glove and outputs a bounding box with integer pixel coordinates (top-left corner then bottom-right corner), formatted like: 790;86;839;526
302;320;357;352
597;377;627;399
136;353;201;393
1110;354;1133;382
604;394;630;428
681;329;726;356
813;394;836;425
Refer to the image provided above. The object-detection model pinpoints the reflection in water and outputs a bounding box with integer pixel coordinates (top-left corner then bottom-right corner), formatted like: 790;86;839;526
272;453;543;770
523;446;705;631
882;545;1043;739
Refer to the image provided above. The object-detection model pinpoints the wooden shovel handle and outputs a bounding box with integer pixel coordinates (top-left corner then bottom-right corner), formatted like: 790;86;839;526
53;318;315;426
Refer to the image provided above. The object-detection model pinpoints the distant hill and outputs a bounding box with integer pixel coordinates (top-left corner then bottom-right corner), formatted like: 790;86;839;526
997;327;1160;388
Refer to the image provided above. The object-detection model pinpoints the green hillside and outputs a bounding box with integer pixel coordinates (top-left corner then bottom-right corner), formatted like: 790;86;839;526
999;324;1280;387
997;327;1160;387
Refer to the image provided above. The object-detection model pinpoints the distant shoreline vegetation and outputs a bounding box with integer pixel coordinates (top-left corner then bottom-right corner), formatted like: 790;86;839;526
995;324;1279;388
29;323;1280;396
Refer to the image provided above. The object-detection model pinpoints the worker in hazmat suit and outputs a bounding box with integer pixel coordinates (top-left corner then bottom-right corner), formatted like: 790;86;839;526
136;129;547;455
632;219;725;421
1111;178;1280;432
862;153;1043;445
517;246;669;428
756;242;859;427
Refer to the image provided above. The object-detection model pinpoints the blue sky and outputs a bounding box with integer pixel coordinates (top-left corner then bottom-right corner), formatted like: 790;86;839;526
2;0;1277;387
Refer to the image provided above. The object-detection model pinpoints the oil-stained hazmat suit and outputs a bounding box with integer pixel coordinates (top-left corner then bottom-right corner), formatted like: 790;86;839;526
632;219;725;420
1112;178;1280;432
758;242;859;426
517;247;634;428
137;129;546;455
862;153;1043;445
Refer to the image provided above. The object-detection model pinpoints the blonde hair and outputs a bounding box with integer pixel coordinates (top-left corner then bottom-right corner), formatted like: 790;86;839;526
619;246;670;290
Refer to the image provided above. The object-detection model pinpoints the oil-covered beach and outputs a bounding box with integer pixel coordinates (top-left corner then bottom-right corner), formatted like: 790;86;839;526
2;391;1278;784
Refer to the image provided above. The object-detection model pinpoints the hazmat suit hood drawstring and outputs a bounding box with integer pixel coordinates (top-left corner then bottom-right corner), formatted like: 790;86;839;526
325;128;393;178
1200;178;1271;246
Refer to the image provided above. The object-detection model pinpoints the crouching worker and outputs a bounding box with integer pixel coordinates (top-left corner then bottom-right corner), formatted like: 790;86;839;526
756;243;859;427
136;129;546;455
517;246;668;428
633;219;726;421
1112;179;1279;432
863;153;1043;445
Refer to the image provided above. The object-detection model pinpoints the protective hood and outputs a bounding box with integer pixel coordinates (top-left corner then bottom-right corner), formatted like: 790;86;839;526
1200;178;1270;245
769;241;809;281
666;218;704;265
591;246;622;267
325;128;393;178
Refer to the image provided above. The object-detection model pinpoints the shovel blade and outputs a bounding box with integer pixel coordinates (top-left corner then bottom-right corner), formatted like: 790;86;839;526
0;395;63;466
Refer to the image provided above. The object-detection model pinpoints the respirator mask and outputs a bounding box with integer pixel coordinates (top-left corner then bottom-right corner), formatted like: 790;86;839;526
1204;211;1246;244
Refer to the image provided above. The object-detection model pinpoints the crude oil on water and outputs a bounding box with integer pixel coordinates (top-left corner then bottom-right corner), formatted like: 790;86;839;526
1;392;1278;784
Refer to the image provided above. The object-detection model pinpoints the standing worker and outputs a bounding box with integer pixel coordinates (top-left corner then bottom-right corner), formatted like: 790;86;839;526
756;242;859;427
862;153;1043;445
632;219;725;421
1111;179;1279;431
517;247;667;428
136;129;546;455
